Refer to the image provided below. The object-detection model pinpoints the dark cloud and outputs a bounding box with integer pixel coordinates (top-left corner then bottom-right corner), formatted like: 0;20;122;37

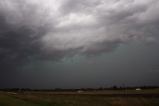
1;0;159;57
0;15;39;81
0;0;159;88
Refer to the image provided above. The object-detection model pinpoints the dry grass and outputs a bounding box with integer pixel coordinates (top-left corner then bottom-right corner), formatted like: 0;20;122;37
0;89;159;106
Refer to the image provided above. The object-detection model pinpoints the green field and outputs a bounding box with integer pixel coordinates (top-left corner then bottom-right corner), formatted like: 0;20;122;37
0;89;159;106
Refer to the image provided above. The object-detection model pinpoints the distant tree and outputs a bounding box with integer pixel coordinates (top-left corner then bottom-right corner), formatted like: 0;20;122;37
112;85;118;89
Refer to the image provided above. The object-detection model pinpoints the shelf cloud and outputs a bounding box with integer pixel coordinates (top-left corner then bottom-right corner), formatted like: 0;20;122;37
0;0;159;81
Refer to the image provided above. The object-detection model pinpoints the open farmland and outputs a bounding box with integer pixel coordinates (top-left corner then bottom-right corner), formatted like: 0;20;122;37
0;89;159;106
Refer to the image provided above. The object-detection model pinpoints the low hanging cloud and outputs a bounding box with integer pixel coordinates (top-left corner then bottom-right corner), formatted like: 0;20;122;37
0;0;159;66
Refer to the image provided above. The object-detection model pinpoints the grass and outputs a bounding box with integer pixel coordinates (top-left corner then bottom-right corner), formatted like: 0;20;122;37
0;93;39;106
0;89;159;106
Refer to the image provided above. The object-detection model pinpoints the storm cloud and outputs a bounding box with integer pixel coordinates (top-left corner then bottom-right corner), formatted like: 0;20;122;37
0;0;159;88
1;0;159;57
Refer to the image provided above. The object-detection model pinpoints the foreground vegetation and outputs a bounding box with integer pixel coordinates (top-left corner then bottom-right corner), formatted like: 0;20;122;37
0;88;159;106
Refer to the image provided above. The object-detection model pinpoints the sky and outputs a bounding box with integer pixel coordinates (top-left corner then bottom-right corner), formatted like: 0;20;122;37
0;0;159;89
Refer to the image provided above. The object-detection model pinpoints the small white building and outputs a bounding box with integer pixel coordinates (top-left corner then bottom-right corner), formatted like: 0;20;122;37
136;88;142;91
77;90;84;93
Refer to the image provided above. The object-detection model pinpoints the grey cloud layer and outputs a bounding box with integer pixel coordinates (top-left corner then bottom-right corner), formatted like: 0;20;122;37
0;0;159;62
